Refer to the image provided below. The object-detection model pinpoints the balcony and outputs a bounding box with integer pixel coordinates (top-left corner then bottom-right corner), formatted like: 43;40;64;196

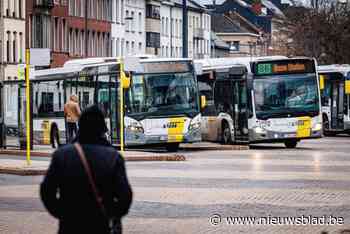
193;28;205;39
34;0;54;8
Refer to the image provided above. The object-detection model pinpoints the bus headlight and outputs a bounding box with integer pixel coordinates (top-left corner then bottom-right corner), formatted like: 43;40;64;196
313;123;322;131
126;123;144;134
189;120;201;131
254;127;266;134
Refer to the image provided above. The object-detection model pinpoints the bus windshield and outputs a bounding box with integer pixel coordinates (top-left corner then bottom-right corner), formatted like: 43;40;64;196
126;72;199;118
254;74;319;119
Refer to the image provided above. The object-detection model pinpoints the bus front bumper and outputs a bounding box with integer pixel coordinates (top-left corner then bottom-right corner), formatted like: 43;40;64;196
249;129;322;143
125;129;201;146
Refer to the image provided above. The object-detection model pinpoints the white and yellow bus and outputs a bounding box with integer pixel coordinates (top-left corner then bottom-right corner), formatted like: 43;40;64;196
2;57;203;151
318;64;350;135
196;56;323;148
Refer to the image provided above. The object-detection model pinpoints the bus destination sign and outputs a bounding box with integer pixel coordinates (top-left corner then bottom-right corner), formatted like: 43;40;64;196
254;59;315;76
142;61;191;74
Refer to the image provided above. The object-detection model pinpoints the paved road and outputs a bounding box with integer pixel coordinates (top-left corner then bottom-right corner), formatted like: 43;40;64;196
1;137;350;234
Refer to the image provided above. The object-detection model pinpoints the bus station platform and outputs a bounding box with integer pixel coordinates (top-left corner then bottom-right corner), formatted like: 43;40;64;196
0;142;248;176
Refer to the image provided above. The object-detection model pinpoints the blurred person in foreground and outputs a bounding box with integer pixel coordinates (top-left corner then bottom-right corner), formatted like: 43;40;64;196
40;105;133;234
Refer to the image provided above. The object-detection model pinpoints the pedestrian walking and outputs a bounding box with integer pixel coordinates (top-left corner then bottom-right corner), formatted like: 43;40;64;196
64;94;81;142
40;105;133;234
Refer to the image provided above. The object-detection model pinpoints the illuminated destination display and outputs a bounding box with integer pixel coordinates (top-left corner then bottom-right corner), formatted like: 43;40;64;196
142;61;191;74
254;59;315;76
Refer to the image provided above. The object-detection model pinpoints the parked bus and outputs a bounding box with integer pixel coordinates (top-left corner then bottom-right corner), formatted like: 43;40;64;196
318;65;350;135
2;57;203;151
195;57;322;148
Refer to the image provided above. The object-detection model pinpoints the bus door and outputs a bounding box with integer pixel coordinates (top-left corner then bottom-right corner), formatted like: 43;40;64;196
330;77;345;130
17;83;31;149
96;73;120;145
231;77;249;143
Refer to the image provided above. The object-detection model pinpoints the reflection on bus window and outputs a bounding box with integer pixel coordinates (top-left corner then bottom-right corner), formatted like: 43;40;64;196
33;81;64;118
126;72;198;117
198;73;216;116
254;74;319;118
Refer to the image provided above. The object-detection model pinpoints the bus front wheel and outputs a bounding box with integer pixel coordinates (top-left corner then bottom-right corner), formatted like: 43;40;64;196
221;121;232;145
51;126;60;149
165;143;180;152
284;140;298;149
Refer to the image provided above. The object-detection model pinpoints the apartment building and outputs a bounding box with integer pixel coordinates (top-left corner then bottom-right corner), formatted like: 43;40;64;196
1;0;26;80
124;0;146;56
26;0;112;68
158;0;211;59
111;0;125;58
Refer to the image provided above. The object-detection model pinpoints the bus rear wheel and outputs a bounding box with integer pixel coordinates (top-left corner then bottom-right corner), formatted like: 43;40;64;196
284;140;298;149
165;143;180;152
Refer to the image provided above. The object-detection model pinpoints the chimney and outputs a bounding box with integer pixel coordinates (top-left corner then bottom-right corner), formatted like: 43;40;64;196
252;0;262;16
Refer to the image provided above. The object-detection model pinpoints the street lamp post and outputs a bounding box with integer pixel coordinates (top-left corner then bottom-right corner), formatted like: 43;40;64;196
182;0;188;58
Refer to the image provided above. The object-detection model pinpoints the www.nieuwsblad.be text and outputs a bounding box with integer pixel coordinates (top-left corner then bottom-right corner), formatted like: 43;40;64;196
209;214;344;226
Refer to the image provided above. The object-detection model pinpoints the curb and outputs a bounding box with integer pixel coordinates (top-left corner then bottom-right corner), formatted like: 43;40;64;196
0;150;50;157
0;167;47;176
0;154;186;176
180;145;249;151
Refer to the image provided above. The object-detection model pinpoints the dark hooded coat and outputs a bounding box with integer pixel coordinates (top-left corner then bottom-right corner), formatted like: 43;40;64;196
40;105;133;234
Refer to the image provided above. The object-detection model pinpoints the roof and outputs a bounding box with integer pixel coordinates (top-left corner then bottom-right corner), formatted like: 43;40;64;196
169;0;208;11
262;0;285;18
211;13;251;33
211;32;230;50
318;65;350;76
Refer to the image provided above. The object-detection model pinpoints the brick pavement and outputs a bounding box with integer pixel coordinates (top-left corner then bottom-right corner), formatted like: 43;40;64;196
0;137;350;233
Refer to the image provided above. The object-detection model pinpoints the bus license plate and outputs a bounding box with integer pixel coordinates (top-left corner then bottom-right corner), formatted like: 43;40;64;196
285;133;295;138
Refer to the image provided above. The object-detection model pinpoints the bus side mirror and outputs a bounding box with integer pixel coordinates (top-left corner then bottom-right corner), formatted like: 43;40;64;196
319;75;325;90
121;71;131;89
200;95;207;109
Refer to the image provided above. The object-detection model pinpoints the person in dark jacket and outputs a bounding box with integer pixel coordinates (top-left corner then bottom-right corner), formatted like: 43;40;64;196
40;105;133;234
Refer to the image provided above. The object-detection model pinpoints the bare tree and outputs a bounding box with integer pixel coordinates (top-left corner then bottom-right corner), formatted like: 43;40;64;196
284;0;350;64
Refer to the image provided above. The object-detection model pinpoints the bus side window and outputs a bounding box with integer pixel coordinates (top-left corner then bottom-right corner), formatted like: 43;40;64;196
198;74;216;116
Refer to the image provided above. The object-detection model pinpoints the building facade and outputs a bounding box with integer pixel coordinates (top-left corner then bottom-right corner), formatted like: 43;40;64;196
123;0;146;56
142;0;211;59
26;0;112;68
111;0;126;58
1;0;26;80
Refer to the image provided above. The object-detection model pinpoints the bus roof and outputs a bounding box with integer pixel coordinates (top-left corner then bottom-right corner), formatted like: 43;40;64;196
318;64;350;76
195;56;292;72
33;57;193;81
194;58;246;72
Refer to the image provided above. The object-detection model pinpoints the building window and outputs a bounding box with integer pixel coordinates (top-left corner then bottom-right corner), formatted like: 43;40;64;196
166;18;169;36
131;41;135;54
146;32;160;48
138;42;142;52
230;41;240;52
6;32;10;62
19;0;22;18
121;39;124;56
138;12;142;33
131;11;135;32
116;38;120;56
116;0;119;22
13;33;17;63
19;32;23;63
125;10;129;31
146;4;160;19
